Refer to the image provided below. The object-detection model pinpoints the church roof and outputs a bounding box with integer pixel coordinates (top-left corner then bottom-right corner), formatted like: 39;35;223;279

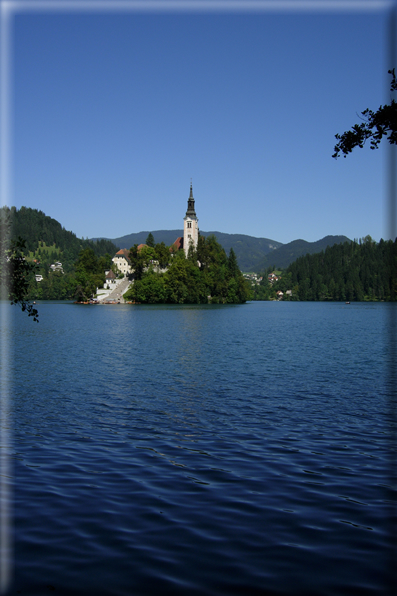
186;182;197;218
170;237;184;252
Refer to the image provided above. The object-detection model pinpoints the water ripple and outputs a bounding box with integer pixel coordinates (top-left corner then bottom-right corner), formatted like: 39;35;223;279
6;302;396;595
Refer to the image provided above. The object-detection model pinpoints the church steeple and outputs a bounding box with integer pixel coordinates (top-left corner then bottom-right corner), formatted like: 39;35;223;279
183;180;199;256
186;181;196;217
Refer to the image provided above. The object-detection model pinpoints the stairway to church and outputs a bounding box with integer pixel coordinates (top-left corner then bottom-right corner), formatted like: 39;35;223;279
100;276;132;303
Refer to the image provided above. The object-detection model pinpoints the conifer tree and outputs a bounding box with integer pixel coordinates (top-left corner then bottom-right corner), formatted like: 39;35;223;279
146;232;155;247
228;247;240;277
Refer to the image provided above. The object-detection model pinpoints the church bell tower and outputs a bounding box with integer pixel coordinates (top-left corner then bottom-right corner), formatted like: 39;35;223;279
183;181;199;256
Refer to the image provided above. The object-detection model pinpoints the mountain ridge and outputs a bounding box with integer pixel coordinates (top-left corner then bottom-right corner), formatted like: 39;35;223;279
94;231;351;272
3;205;351;273
256;235;351;271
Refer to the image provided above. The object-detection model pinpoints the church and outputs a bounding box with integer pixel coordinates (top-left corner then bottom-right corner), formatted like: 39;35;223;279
112;182;200;271
172;182;199;256
183;182;199;256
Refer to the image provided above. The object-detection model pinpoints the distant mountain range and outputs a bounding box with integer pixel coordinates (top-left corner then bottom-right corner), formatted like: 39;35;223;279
97;230;351;272
255;235;351;270
1;205;352;273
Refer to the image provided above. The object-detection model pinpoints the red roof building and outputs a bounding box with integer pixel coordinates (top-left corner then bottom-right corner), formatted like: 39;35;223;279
115;249;130;259
170;237;184;252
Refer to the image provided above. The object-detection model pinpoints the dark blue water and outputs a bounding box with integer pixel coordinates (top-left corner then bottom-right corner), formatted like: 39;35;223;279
3;301;396;595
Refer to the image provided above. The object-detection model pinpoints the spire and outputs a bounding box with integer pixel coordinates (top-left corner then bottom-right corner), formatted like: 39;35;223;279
186;180;196;217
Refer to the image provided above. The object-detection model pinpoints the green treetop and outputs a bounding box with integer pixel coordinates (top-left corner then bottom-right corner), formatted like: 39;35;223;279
146;232;155;248
124;234;250;305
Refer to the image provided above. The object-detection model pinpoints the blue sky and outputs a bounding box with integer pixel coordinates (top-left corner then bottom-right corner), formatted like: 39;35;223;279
4;0;395;244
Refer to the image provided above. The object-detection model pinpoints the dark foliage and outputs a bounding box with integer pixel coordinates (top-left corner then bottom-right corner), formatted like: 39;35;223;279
146;232;155;247
281;236;397;301
73;248;107;301
0;209;39;320
333;69;397;158
1;237;39;320
124;235;250;304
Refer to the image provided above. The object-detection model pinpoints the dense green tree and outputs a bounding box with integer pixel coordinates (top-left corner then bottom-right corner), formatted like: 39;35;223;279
164;253;193;304
196;234;211;270
0;209;39;320
98;253;113;272
74;248;105;301
154;242;170;269
228;247;239;276
1;236;39;321
333;69;397;158
146;232;155;248
125;269;167;303
128;244;156;281
187;241;198;263
250;276;272;301
281;237;397;301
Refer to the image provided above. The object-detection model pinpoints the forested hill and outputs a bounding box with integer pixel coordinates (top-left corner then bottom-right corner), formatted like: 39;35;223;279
3;206;118;271
280;236;396;301
257;235;351;271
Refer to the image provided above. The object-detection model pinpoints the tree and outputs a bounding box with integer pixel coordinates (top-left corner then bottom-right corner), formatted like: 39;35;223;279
146;232;155;248
74;247;105;300
333;69;397;158
154;242;170;269
1;237;39;321
228;247;240;277
129;244;156;280
187;240;197;263
124;269;166;303
1;210;39;321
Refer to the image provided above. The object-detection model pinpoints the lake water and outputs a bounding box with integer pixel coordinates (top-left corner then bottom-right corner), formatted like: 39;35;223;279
1;301;396;595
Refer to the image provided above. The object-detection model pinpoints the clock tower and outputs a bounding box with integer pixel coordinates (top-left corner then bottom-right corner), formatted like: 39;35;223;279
183;182;199;256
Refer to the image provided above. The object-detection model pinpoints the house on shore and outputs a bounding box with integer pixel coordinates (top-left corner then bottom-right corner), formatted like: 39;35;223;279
104;269;117;288
112;249;131;275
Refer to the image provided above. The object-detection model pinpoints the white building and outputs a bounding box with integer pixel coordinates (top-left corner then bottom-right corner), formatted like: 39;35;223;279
50;262;63;273
112;249;131;275
104;269;117;288
183;182;199;256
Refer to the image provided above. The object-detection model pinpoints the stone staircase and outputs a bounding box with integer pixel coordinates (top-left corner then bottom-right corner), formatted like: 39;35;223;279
98;277;132;303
